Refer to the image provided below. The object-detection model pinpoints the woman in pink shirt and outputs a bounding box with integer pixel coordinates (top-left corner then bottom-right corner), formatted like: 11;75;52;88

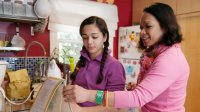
63;3;190;112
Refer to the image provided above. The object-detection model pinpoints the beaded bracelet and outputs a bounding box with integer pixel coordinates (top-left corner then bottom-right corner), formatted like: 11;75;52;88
106;91;109;107
96;90;104;105
103;91;107;107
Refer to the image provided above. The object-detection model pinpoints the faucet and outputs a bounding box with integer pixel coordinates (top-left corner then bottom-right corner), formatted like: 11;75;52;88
25;41;47;80
25;41;46;59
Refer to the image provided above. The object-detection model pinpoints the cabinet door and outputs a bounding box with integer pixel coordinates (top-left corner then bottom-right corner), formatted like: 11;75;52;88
132;0;152;24
177;0;200;14
178;13;200;112
152;0;177;14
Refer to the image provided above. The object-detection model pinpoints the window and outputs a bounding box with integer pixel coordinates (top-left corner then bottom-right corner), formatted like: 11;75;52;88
50;24;114;65
49;0;118;64
49;25;83;64
57;31;82;64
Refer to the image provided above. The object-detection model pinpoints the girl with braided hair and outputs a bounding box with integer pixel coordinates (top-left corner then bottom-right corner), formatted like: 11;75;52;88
63;16;126;107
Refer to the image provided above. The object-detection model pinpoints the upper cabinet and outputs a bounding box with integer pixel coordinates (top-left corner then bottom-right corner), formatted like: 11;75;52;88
132;0;152;24
132;0;200;24
132;0;177;24
177;0;200;15
152;0;177;14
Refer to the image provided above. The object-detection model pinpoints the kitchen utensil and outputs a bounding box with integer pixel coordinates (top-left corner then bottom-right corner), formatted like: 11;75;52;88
11;25;25;47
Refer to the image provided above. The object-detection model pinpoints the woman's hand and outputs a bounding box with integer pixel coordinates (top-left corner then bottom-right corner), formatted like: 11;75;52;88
69;102;82;112
63;84;94;103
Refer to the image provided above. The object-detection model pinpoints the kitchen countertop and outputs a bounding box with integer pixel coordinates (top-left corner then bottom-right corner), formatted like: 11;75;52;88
5;99;33;112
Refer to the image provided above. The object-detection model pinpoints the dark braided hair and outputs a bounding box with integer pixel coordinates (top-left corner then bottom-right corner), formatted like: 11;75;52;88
70;16;110;84
97;33;109;84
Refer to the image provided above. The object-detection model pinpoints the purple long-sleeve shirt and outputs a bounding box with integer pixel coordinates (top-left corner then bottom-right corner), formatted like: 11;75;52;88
73;49;126;107
115;44;190;112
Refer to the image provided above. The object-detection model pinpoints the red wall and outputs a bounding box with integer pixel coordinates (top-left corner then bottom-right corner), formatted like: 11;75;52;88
0;22;49;57
114;0;133;58
0;0;132;58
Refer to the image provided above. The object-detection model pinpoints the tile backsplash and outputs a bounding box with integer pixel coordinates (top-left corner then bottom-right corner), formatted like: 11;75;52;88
0;57;49;78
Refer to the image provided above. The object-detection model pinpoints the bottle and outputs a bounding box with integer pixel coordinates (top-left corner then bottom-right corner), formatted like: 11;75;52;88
69;57;75;72
47;59;62;79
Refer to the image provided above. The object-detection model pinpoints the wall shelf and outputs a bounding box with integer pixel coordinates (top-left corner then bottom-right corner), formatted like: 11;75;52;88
0;1;44;35
0;47;25;51
0;1;41;24
0;15;40;24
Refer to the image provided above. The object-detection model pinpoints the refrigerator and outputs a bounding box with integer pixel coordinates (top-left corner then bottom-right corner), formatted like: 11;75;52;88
118;25;141;112
118;25;141;87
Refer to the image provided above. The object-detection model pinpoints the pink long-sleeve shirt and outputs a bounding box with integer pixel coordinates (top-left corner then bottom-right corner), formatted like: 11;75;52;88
115;44;190;112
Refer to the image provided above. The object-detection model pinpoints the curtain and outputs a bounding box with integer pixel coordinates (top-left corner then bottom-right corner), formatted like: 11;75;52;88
48;0;119;38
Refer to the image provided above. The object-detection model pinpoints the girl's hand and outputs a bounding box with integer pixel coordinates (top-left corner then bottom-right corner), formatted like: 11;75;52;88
63;84;92;103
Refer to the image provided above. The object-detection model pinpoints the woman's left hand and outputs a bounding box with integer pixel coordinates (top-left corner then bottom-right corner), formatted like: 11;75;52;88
70;102;82;112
